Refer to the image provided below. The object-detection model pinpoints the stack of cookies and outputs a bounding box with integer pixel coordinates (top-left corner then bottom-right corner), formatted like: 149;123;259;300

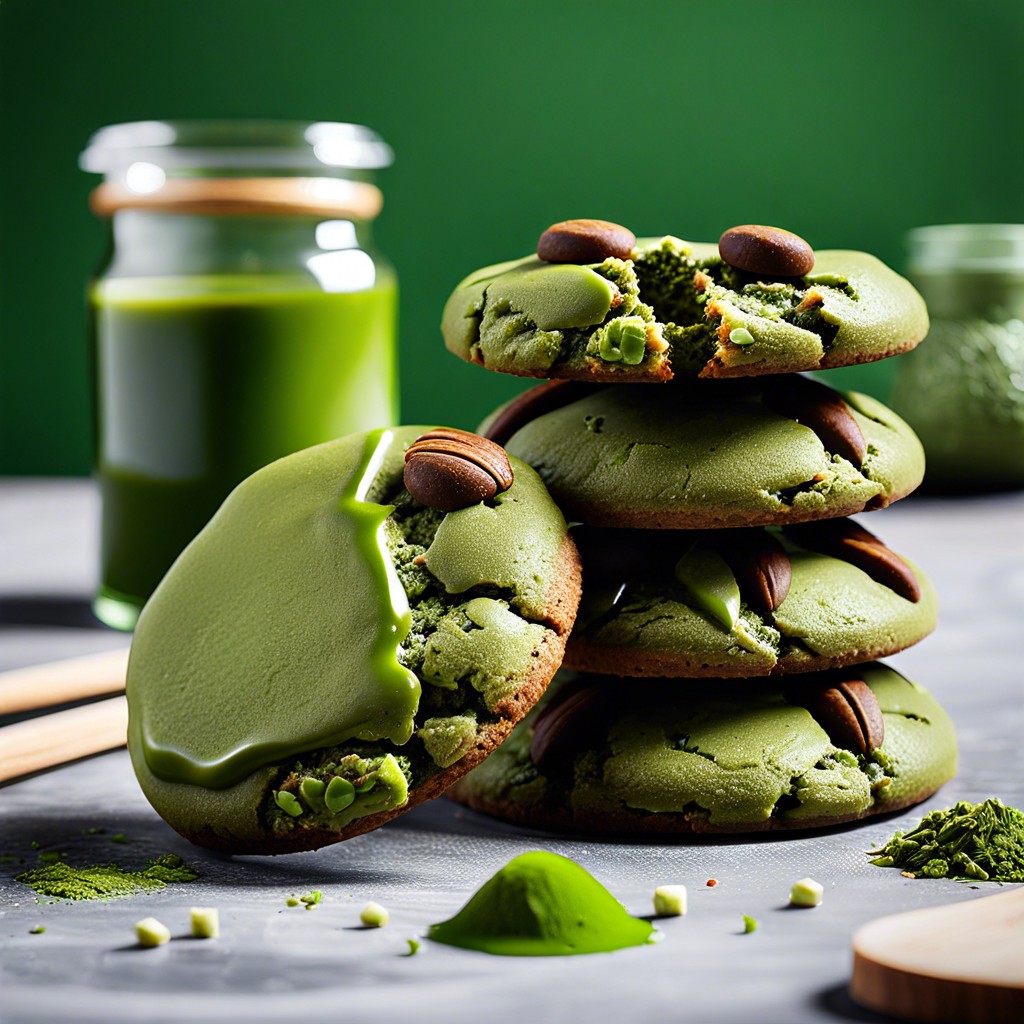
443;219;958;836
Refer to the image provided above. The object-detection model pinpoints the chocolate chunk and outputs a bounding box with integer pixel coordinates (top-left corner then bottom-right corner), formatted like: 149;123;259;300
789;678;885;756
719;225;815;277
529;682;614;768
762;376;867;466
719;530;791;616
537;219;637;265
404;428;514;512
483;380;603;448
785;520;921;602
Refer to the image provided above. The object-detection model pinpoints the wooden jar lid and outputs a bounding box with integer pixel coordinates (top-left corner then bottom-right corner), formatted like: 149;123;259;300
90;176;383;219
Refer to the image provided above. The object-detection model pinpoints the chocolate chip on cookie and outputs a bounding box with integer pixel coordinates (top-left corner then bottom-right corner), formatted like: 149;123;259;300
789;678;885;756
484;380;603;448
719;225;815;277
720;530;791;616
785;519;921;602
761;376;867;467
530;682;613;768
537;219;637;265
404;428;514;512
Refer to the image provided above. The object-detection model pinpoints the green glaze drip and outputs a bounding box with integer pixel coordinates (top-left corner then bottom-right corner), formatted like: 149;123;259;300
16;854;198;901
131;427;420;788
428;852;657;956
868;799;1024;882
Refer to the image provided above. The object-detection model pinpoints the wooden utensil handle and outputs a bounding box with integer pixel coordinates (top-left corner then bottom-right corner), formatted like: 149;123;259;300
0;696;128;784
0;647;128;716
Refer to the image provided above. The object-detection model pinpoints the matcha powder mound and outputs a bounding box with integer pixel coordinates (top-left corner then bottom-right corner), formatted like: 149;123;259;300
869;799;1024;882
16;854;199;901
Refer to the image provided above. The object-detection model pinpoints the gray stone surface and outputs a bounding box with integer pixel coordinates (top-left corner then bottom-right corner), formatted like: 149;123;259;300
1;479;1022;1024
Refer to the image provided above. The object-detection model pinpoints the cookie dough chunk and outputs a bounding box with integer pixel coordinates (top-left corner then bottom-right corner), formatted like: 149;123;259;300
127;427;581;854
565;522;936;678
489;377;924;528
442;234;928;382
449;664;957;837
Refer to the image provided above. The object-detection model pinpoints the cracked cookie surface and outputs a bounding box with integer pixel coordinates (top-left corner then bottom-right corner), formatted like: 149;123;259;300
442;236;928;381
449;664;957;836
492;378;924;529
127;427;581;854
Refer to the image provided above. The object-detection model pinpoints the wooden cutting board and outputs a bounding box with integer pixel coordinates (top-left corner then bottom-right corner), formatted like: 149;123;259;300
850;886;1024;1023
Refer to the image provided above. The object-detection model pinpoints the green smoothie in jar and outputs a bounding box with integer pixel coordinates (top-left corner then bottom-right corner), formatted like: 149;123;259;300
82;121;397;629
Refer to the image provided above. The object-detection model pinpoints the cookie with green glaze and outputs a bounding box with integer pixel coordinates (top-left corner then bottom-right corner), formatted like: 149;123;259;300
565;523;936;678
442;235;928;381
449;664;957;836
484;377;924;529
127;427;581;855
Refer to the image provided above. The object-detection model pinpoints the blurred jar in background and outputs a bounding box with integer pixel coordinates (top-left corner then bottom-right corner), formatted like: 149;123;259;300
890;224;1024;491
81;121;397;630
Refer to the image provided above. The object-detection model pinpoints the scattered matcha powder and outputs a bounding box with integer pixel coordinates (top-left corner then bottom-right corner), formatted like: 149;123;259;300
15;854;198;901
868;799;1024;882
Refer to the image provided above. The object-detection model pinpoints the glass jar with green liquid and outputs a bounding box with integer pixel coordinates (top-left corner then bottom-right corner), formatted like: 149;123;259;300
81;121;398;629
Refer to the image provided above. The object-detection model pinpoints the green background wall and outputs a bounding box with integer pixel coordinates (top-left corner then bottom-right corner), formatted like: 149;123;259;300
2;0;1022;475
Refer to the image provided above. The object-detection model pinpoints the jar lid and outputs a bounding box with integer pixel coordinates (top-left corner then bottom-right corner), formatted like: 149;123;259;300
908;224;1024;272
81;120;391;219
81;120;393;174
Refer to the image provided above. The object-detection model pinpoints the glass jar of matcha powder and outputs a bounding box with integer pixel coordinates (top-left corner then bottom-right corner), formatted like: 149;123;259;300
82;121;398;629
890;224;1024;491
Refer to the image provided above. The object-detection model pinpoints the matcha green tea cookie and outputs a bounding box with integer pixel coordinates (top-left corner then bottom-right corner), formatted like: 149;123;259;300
449;663;957;837
566;519;936;678
127;427;581;855
484;376;924;528
442;222;928;382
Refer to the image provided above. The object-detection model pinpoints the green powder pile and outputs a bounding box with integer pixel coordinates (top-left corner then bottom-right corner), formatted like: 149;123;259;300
869;798;1024;882
428;851;657;956
16;853;198;901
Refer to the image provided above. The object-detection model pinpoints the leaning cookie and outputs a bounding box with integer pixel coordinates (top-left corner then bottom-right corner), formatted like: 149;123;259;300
483;376;924;528
442;222;928;382
449;663;957;837
565;519;936;678
127;427;581;855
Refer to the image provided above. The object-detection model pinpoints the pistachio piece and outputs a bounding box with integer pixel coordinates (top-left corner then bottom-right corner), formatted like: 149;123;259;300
720;530;791;616
190;907;220;938
719;225;815;277
298;778;326;806
674;540;741;630
360;901;389;927
273;790;303;817
404;428;514;512
789;678;885;756
762;376;867;467
785;519;920;602
597;316;648;365
537;219;636;264
789;878;824;908
324;776;356;813
134;917;171;948
653;885;688;917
